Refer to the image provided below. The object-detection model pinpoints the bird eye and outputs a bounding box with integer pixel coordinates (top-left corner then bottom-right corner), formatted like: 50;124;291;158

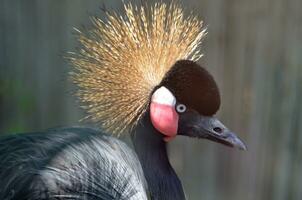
176;104;186;113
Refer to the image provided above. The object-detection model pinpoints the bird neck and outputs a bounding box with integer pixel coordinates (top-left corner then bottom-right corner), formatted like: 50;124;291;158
131;113;186;200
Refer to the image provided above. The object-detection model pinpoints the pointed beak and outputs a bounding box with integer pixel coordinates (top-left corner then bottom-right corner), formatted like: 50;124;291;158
198;116;247;150
179;113;247;150
205;129;247;150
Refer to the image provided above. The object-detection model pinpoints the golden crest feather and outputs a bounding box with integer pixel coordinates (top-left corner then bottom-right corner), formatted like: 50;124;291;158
69;1;206;136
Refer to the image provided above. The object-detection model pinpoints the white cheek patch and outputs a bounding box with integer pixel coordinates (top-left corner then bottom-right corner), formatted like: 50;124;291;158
151;86;176;106
150;86;178;141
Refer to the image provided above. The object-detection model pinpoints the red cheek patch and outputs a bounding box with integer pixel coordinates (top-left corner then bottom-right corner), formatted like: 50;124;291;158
150;102;179;141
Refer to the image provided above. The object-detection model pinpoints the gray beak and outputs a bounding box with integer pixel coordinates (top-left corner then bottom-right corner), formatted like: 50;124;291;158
198;116;247;150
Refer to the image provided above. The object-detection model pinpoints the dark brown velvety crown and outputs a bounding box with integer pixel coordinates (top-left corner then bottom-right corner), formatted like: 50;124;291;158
160;60;220;116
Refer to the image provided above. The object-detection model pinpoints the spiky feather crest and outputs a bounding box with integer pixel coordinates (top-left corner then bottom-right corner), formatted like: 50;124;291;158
69;1;206;136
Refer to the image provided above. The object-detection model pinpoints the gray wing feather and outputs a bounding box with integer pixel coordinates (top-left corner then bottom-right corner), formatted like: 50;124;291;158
0;127;148;200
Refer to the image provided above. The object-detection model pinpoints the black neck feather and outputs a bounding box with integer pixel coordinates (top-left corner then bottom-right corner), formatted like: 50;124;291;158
131;113;186;200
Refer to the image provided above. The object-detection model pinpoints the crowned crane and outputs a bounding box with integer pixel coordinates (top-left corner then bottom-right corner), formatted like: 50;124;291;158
0;2;246;200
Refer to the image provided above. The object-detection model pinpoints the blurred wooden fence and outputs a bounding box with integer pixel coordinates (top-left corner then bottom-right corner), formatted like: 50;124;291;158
1;0;302;199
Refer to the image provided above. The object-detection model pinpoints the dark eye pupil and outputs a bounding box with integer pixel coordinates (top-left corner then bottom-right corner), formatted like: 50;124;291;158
177;104;186;112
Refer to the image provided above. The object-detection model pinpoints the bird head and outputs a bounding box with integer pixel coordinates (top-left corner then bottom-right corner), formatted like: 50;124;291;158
150;60;246;150
69;1;246;150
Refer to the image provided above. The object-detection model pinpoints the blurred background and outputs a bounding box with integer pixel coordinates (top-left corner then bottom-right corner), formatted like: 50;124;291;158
1;0;302;199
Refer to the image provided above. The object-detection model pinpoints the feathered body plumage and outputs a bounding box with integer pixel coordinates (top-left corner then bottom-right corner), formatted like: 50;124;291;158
0;128;147;200
69;1;206;135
